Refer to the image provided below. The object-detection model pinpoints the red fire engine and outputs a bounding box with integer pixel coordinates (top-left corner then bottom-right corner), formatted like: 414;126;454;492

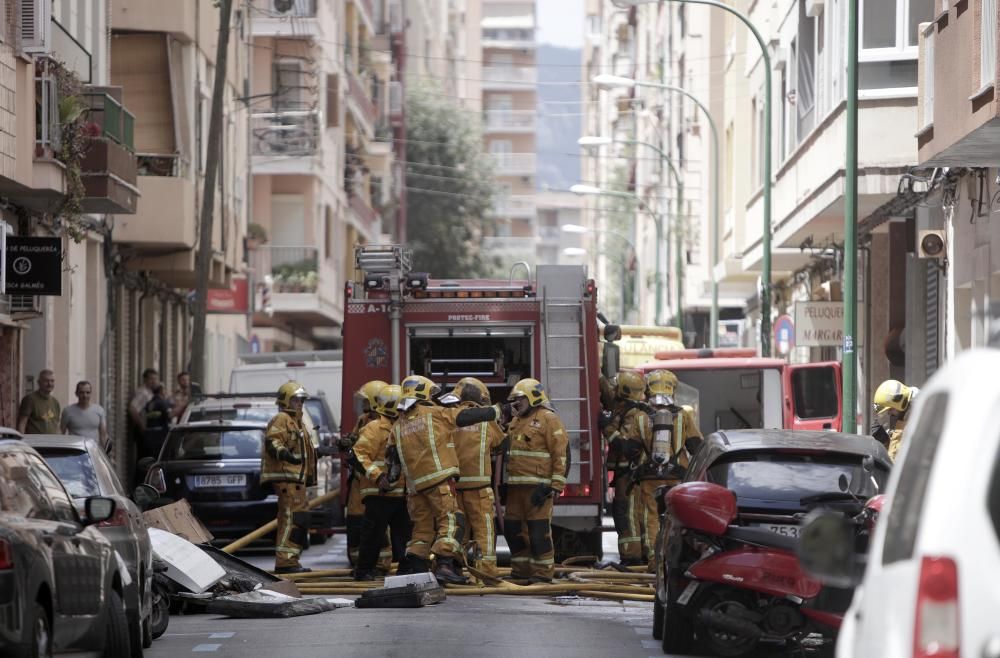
340;245;606;556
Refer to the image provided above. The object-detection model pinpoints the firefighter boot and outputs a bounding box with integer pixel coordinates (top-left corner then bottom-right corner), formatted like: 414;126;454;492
396;553;431;575
433;557;468;585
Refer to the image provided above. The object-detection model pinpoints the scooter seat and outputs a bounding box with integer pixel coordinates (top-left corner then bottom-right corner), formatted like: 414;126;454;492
724;525;799;552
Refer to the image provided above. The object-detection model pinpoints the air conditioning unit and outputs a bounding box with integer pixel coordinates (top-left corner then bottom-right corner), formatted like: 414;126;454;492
19;0;51;54
271;0;295;14
9;295;41;317
918;230;946;259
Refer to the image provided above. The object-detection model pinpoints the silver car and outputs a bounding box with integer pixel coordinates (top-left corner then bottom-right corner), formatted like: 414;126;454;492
25;434;156;653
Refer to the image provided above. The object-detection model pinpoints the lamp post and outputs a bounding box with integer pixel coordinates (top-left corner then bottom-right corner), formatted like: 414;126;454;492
605;0;773;356
590;77;721;346
563;223;639;321
843;0;860;430
579;135;682;331
570;183;666;324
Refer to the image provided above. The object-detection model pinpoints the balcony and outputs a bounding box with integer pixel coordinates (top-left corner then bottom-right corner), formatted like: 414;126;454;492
113;153;195;248
251;245;342;324
483;110;535;133
490;152;536;175
481;66;536;90
348;191;379;229
251;0;319;37
251;110;321;174
490;195;536;219
79;91;139;214
482;235;539;253
346;70;376;139
348;0;376;35
481;28;536;50
388;81;403;125
538;225;562;241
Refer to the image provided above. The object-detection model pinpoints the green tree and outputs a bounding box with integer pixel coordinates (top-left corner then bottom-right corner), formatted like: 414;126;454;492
405;81;497;277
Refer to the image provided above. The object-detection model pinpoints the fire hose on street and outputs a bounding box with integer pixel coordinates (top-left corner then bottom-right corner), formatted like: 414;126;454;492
220;488;341;554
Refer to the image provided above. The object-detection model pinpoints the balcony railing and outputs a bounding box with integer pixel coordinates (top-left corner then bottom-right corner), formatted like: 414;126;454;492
490;152;536;174
251;110;320;156
491;195;536;217
538;226;561;239
83;92;135;151
137;153;186;177
251;245;320;293
349;191;378;227
347;70;376;127
35;58;61;155
482;66;536;85
481;28;535;47
484;110;535;131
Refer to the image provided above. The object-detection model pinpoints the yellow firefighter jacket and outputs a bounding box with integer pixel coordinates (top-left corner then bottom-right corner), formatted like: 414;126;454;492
451;400;506;490
353;415;406;497
262;410;317;486
506;406;569;492
391;403;461;494
887;417;907;461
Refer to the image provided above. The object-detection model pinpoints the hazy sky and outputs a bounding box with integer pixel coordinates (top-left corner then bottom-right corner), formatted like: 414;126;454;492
536;0;585;49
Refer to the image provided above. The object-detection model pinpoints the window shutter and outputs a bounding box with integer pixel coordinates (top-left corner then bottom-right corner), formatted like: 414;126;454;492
19;0;50;54
326;73;339;128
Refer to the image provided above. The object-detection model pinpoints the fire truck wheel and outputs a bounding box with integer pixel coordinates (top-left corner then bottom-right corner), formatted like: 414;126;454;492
552;527;604;563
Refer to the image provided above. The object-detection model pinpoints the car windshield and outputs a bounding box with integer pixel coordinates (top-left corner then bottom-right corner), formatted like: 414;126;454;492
34;448;101;498
187;405;276;423
164;429;264;461
706;452;887;507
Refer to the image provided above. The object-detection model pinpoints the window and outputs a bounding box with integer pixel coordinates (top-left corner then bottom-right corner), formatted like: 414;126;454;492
36;449;101;498
861;0;934;56
725;122;734;212
165;429;266;461
983;0;997;87
791;366;839;419
797;1;817;138
275;58;308;110
26;454;78;524
882;392;948;564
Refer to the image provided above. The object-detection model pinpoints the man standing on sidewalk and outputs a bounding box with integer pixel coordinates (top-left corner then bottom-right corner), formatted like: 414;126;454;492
17;369;60;435
61;381;110;453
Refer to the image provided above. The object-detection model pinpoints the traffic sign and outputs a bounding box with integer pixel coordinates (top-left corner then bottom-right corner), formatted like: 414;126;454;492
774;315;795;357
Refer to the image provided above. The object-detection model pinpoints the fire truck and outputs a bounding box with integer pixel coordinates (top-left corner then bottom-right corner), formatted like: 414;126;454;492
340;245;606;557
633;348;844;434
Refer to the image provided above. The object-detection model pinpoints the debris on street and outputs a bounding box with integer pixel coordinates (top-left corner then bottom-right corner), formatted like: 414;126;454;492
355;572;446;609
207;590;352;618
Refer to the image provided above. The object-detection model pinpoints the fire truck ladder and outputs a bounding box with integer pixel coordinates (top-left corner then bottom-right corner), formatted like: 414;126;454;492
539;272;590;485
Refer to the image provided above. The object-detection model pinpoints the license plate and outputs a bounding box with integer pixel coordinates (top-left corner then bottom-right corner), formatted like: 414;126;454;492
193;474;246;488
755;523;800;538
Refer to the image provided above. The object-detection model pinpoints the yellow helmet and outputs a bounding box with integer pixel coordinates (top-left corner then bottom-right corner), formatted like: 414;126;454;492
400;375;439;403
373;384;401;418
646;370;679;406
358;380;388;411
451;377;490;405
277;381;308;409
873;380;918;415
616;369;646;402
508;378;548;408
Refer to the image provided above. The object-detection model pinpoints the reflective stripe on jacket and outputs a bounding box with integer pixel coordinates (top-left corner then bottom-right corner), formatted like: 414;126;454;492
353;415;405;497
261;410;317;485
391;403;460;493
506;407;569;491
451;400;506;489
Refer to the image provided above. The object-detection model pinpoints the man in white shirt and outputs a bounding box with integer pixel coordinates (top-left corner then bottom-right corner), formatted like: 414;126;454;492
61;381;110;453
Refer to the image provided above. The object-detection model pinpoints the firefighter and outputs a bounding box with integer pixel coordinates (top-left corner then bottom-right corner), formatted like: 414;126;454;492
262;381;318;574
456;378;569;583
873;379;919;461
341;380;387;566
352;384;410;580
445;377;506;577
603;370;648;566
386;375;468;585
640;369;702;571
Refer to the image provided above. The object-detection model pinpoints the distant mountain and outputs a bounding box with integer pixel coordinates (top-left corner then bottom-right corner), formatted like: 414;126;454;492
536;44;582;191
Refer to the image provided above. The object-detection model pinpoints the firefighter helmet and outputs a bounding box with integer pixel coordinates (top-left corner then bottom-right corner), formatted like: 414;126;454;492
373;384;401;418
646;370;679;407
451;377;490;405
508;378;549;408
873;380;918;416
616;369;646;402
277;381;308;409
400;375;439;403
359;380;387;411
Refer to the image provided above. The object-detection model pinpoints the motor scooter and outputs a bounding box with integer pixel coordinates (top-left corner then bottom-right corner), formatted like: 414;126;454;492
658;480;882;656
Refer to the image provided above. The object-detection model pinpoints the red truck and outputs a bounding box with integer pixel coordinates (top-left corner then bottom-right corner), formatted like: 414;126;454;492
633;347;843;434
340;245;607;557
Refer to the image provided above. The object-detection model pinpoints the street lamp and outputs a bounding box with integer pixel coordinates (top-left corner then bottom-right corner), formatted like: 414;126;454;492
579;132;688;335
570;183;666;324
599;0;774;357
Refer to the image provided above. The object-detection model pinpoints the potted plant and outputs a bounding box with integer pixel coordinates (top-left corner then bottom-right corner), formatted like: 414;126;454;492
247;223;268;250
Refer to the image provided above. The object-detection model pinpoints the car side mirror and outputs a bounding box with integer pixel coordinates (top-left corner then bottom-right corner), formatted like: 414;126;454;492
84;496;117;525
133;484;159;510
797;510;865;587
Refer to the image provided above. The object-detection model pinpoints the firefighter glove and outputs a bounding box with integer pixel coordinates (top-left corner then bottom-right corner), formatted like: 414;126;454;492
277;447;302;465
598;410;613;430
337;433;357;450
530;483;555;507
870;422;890;449
377;474;392;492
498;402;514;426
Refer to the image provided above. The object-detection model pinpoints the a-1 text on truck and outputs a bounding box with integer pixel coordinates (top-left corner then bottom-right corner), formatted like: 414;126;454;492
340;245;606;557
631;347;843;435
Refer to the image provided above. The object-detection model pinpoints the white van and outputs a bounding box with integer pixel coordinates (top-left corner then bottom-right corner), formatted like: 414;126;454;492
229;350;343;434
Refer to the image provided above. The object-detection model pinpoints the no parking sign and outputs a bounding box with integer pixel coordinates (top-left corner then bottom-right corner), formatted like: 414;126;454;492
774;315;794;357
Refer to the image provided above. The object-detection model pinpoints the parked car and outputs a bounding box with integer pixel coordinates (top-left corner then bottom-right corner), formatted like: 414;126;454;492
24;434;157;652
178;396;341;537
652;429;891;655
0;439;132;657
799;348;1000;658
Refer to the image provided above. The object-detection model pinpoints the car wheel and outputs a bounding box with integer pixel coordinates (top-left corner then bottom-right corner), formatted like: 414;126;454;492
662;572;695;654
150;585;170;640
28;601;52;658
105;589;131;658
